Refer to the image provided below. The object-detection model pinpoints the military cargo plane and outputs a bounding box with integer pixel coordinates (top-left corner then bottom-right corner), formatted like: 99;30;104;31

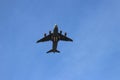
36;24;73;53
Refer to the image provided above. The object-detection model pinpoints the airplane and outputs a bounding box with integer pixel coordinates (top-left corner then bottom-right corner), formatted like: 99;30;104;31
36;24;73;53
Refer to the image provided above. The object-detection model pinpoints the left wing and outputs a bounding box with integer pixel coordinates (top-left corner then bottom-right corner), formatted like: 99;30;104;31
58;33;73;41
36;34;52;43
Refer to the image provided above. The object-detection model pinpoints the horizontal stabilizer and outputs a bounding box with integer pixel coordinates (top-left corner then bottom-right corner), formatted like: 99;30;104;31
47;49;60;53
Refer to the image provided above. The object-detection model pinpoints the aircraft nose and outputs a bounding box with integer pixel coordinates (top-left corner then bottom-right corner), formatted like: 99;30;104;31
55;24;58;28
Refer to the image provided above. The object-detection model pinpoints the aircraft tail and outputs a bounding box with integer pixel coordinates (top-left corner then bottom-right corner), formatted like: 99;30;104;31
47;49;60;53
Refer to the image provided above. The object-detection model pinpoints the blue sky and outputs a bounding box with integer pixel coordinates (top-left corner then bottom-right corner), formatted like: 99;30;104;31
0;0;120;80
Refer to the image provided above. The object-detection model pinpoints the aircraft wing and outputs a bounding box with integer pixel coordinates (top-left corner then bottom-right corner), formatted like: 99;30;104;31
59;33;73;41
36;34;52;43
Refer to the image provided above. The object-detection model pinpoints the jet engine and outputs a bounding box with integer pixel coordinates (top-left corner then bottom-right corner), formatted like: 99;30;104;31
49;31;51;34
64;32;67;36
44;33;47;37
60;31;62;34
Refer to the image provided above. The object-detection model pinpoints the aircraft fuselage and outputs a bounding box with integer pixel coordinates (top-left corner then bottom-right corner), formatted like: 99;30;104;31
51;25;59;51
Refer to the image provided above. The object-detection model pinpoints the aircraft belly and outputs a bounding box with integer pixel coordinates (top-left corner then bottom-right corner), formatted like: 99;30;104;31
52;36;59;42
52;41;58;50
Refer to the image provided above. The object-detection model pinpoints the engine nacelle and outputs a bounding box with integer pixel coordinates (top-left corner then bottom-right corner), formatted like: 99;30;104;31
44;33;47;37
60;31;62;34
64;32;67;36
49;31;51;34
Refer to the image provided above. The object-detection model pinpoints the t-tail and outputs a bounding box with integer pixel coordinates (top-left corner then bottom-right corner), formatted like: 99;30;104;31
47;49;60;53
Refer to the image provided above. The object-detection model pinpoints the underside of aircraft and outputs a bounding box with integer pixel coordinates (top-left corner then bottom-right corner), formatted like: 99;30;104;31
36;24;73;53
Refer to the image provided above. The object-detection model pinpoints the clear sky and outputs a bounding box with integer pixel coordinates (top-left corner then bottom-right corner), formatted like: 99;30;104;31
0;0;120;80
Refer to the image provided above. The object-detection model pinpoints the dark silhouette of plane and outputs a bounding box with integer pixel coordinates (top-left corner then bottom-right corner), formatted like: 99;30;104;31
36;24;73;53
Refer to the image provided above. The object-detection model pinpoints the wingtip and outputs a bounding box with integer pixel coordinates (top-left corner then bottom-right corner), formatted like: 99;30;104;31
71;39;73;42
36;40;40;43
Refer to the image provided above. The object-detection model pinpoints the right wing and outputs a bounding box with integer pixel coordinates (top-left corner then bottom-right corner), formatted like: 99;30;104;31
59;33;73;41
36;34;52;43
